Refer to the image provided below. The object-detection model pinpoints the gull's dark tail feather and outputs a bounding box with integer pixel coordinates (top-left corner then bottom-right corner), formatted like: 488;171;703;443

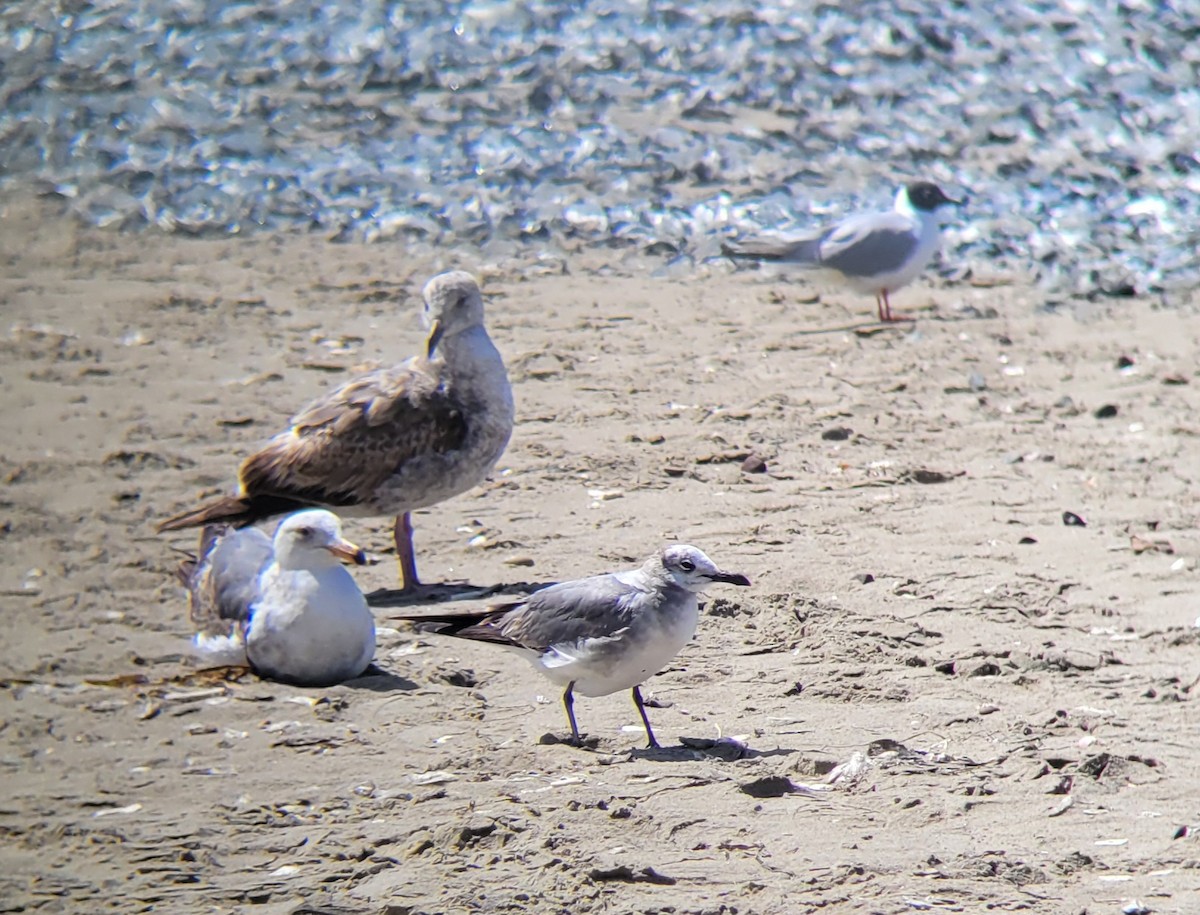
722;236;821;264
389;604;521;647
173;524;229;586
175;552;198;587
157;494;313;533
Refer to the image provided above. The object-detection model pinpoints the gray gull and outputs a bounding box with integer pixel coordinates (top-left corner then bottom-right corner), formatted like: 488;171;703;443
392;545;751;747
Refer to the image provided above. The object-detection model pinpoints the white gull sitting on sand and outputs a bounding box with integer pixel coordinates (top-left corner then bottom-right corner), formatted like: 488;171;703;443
178;509;375;686
158;270;515;595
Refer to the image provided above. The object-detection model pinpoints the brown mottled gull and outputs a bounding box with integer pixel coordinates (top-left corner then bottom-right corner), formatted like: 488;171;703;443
159;270;515;594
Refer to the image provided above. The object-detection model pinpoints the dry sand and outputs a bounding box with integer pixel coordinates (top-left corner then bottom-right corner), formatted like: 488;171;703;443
2;194;1199;913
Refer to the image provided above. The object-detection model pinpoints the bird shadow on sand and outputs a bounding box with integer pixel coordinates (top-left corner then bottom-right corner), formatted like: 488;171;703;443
790;318;917;337
538;733;798;763
340;665;419;692
630;739;799;763
366;579;557;608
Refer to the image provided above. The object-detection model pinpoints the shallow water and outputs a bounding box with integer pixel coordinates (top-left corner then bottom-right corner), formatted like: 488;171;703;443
3;0;1199;296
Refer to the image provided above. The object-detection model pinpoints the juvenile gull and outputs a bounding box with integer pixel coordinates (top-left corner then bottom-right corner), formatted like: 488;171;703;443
179;509;375;687
392;545;751;747
725;181;960;322
159;271;514;594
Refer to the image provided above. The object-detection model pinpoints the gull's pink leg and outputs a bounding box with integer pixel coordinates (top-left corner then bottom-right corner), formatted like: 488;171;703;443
880;289;914;323
393;512;421;592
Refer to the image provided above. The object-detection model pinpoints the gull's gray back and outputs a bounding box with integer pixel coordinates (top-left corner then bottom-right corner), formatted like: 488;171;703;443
502;571;668;650
187;525;273;633
819;211;919;277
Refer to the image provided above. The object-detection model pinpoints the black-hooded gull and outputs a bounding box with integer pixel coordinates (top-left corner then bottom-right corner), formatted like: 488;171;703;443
725;181;960;322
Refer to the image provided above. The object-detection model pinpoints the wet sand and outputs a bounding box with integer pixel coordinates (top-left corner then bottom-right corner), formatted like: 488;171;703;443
2;194;1199;913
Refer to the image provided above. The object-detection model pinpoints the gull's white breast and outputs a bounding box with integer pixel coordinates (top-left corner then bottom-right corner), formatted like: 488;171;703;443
532;593;700;698
246;565;376;685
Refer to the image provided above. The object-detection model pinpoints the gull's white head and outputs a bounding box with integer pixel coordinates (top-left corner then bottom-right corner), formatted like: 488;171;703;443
272;510;367;571
656;544;752;593
422;271;486;358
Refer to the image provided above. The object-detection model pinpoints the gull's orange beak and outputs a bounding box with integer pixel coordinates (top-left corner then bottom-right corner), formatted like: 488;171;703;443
326;538;367;566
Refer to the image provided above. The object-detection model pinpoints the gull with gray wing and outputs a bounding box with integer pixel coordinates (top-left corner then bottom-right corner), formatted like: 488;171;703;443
725;181;960;322
159;271;514;595
179;509;375;686
392;545;751;747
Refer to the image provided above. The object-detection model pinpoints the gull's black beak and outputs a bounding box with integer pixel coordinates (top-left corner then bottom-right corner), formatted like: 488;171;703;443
426;319;444;359
708;571;751;587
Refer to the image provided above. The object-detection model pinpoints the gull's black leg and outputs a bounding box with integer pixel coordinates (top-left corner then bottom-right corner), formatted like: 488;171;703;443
631;685;660;748
562;681;582;745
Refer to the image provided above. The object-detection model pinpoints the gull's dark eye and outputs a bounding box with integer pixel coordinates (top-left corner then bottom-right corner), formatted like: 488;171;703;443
296;527;313;538
679;558;695;572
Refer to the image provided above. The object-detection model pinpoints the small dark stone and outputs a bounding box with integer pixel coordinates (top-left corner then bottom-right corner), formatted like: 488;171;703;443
1018;536;1038;544
783;681;804;696
1094;403;1119;419
968;661;1002;677
589;865;676;886
821;426;853;441
740;454;768;474
739;775;796;798
1047;775;1073;795
1062;511;1087;527
934;661;957;675
909;468;959;484
853;572;874;584
1077;753;1113;779
1115;355;1135;369
432;667;478;688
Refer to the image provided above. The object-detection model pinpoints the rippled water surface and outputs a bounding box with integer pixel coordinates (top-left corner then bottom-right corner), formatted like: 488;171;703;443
3;1;1199;295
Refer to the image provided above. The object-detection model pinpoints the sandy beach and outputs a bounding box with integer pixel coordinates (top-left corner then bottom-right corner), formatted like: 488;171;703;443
2;193;1199;913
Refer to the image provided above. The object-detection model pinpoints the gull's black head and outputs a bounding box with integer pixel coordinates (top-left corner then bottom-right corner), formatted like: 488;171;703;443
905;182;960;212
